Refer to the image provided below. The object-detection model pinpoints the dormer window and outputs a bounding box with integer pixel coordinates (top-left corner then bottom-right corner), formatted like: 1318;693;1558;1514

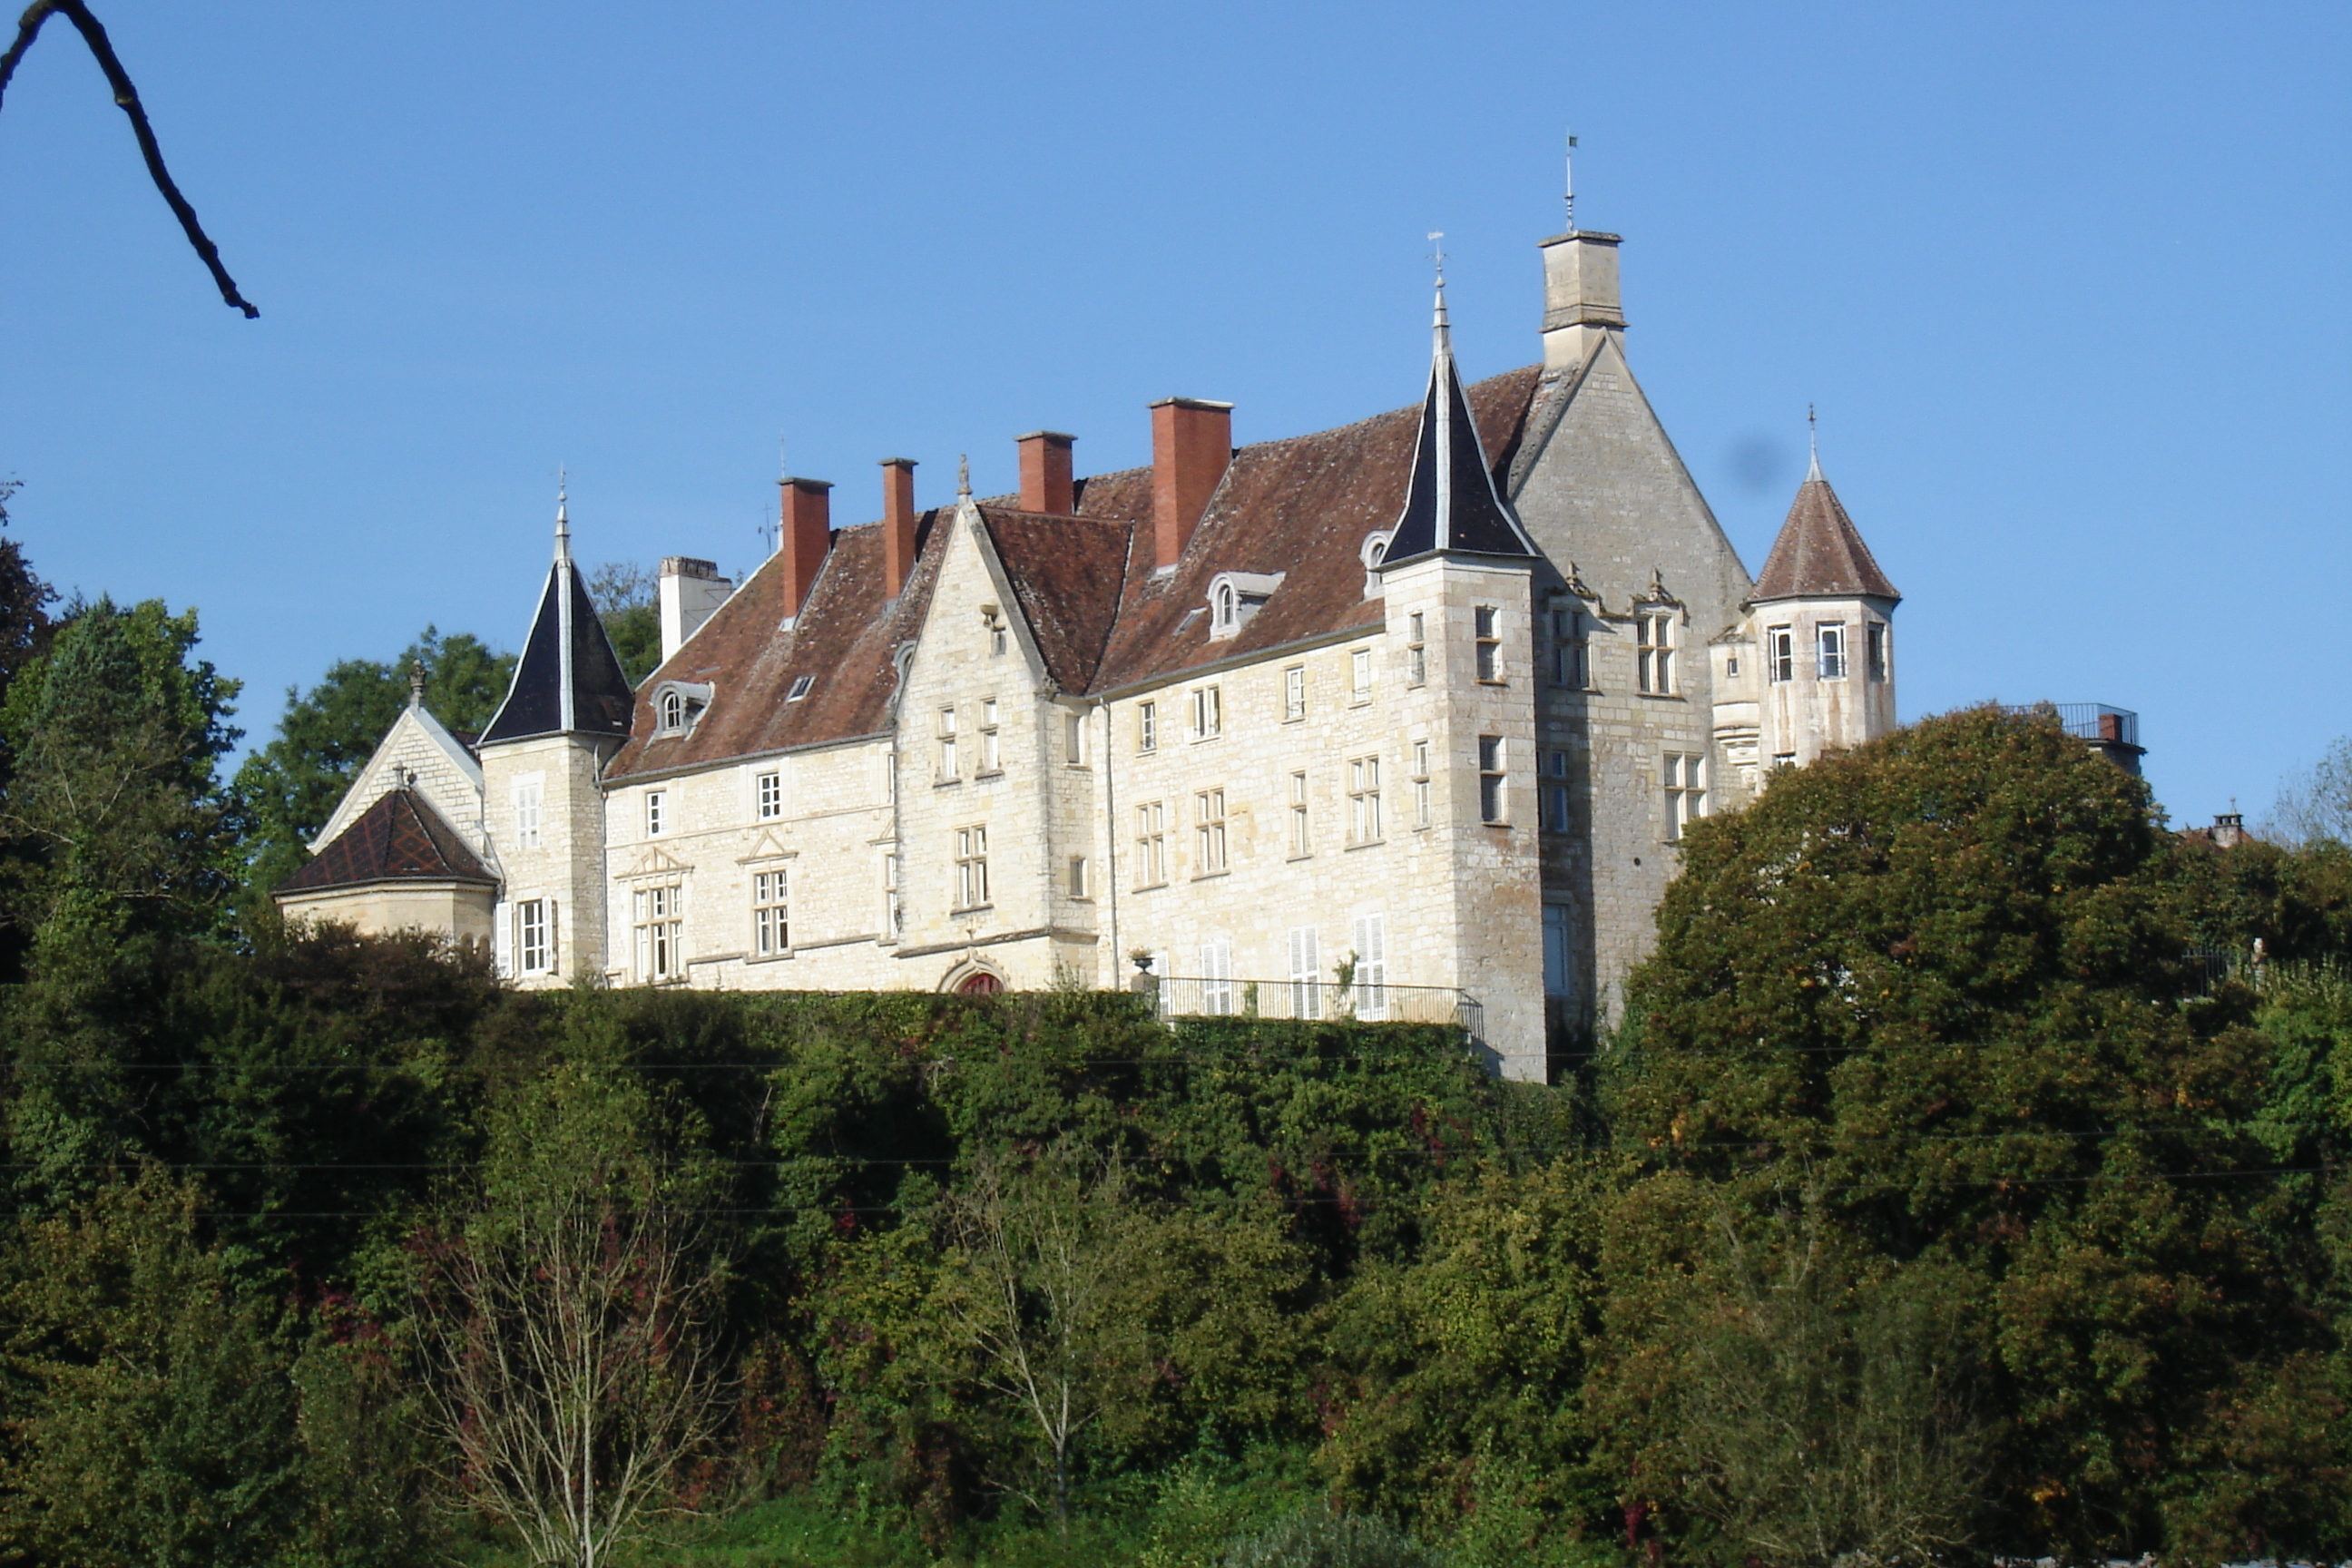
1360;531;1393;596
787;674;814;702
652;681;713;737
1204;572;1286;642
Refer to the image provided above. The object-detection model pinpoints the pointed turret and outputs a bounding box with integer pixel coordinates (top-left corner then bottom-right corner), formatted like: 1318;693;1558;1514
1751;457;1900;604
480;483;637;745
1740;432;1900;770
1382;278;1540;566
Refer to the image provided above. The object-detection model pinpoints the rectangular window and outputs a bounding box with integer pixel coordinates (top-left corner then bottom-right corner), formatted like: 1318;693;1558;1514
1348;755;1383;844
980;700;1002;772
1137;701;1157;753
755;769;783;820
1189;686;1221;740
1289;926;1322;1019
988;613;1007;658
513;779;543;849
1407;612;1427;686
1350;913;1387;1021
1773;751;1797;769
1284;665;1307;721
1636;613;1675;694
1766;625;1794;683
1816;623;1847;681
1067;855;1089;898
1195;789;1228;874
1200;938;1234;1015
1289;770;1311;857
1867;622;1888;682
1478;736;1506;824
1544;749;1573;832
752;867;789;956
938;707;959;779
515;897;549;974
1550;608;1588;689
1543;905;1574;998
1411;739;1432;829
1064;710;1086;765
1663;752;1708;842
1134;800;1168;887
1475;604;1501;682
955;826;989;909
882;851;902;936
644;790;666;837
1350;648;1373;704
632;884;681;982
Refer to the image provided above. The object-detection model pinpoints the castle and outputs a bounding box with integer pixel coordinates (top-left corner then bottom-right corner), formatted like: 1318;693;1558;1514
275;211;1903;1081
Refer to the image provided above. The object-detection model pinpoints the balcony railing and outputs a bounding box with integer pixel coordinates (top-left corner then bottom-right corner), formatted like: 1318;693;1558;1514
1146;975;1485;1037
2007;702;2140;749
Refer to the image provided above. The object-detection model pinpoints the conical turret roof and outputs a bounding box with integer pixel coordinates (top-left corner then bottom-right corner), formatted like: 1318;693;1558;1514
1751;461;1899;603
480;489;637;744
1382;282;1539;565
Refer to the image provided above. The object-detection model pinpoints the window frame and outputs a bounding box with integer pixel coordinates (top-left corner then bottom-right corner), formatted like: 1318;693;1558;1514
1474;604;1502;683
1348;754;1384;845
515;897;550;975
1663;751;1708;842
632;883;683;983
1189;685;1221;741
1636;612;1676;695
1283;665;1307;722
644;789;666;838
1133;800;1169;888
1194;789;1229;876
1766;625;1795;684
1816;622;1848;681
1137;700;1158;753
751;867;789;957
954;825;990;911
755;769;782;821
1477;736;1507;824
1289;769;1311;858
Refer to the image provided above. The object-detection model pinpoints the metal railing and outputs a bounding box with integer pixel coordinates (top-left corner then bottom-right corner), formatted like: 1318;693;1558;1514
1146;975;1484;1036
2007;702;2139;749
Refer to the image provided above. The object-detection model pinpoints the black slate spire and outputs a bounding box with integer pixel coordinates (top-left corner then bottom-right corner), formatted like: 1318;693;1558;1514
1381;275;1539;566
480;482;636;745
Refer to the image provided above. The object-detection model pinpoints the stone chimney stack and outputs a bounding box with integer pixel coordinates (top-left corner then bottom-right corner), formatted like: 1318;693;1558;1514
1538;230;1624;370
778;476;833;622
1150;397;1232;571
1016;431;1076;515
879;458;918;599
658;557;731;663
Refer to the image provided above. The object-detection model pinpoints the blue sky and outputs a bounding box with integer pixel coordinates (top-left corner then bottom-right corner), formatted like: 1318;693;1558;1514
1;1;2345;827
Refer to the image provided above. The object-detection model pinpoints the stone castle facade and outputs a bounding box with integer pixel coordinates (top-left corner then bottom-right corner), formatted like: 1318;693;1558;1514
278;211;1904;1081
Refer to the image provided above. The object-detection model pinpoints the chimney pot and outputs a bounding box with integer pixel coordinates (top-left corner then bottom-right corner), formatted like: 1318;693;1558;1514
1016;431;1077;515
1150;397;1233;571
879;458;919;599
779;477;833;620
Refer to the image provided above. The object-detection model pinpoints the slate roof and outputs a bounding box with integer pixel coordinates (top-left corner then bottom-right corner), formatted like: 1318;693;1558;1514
1383;293;1540;565
1750;464;1900;603
606;365;1544;782
277;788;495;895
480;554;636;744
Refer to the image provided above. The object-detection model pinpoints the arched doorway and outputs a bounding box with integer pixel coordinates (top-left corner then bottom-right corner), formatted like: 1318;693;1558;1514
955;970;1004;996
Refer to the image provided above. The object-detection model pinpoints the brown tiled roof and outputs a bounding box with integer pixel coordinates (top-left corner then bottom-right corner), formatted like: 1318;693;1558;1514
277;788;494;895
1091;365;1543;692
605;366;1543;779
611;514;946;779
1751;469;1899;603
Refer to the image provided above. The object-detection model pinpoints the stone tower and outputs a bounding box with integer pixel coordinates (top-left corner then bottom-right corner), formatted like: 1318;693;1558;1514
477;485;638;986
1722;450;1901;774
1377;273;1546;1075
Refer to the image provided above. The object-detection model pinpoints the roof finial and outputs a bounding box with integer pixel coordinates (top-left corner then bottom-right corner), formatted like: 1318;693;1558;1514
1806;405;1822;482
554;466;572;563
957;453;972;502
408;658;426;710
1563;129;1578;234
1427;230;1449;343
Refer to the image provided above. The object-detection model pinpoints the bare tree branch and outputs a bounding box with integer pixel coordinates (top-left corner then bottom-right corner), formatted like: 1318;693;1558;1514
0;1;258;317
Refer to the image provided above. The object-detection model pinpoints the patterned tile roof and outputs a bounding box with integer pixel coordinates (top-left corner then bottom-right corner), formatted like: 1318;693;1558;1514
605;365;1543;780
277;788;495;895
1751;466;1899;603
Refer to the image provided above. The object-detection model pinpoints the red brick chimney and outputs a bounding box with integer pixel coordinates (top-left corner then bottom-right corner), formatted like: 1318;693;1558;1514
1016;431;1076;515
1150;397;1232;570
778;476;833;619
879;458;918;598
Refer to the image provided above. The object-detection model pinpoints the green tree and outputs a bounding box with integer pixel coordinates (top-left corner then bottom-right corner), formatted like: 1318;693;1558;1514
0;1167;306;1568
1318;1160;1602;1542
233;627;514;905
1596;706;2332;1560
588;562;660;687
